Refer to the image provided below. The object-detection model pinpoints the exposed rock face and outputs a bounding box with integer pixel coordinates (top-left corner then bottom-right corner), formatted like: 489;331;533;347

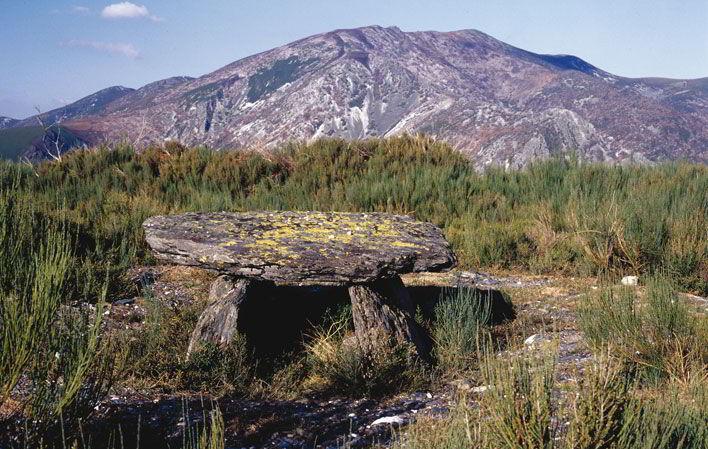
14;26;708;166
143;211;456;285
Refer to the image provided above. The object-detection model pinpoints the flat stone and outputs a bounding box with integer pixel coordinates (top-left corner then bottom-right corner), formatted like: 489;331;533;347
143;211;456;284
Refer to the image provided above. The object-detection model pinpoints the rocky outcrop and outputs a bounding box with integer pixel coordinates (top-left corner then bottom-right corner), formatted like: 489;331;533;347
143;211;456;360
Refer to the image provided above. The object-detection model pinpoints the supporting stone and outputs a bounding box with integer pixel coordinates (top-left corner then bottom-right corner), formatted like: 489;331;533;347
348;275;432;361
187;275;251;357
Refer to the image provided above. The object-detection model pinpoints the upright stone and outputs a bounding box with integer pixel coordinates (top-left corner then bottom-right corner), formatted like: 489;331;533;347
349;275;432;360
187;276;251;356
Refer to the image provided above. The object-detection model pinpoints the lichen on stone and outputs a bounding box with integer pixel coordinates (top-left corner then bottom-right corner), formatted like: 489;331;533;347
143;211;456;284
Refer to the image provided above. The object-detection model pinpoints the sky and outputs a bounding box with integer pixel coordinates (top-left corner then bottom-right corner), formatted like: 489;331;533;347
1;0;707;119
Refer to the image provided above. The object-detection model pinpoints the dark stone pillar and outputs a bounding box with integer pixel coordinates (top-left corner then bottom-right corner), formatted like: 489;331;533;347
187;275;251;357
348;275;432;361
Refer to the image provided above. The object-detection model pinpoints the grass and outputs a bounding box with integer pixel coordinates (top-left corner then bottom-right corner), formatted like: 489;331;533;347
0;179;119;444
303;306;426;397
578;277;707;384
0;136;705;295
432;287;491;376
394;348;707;449
393;274;707;449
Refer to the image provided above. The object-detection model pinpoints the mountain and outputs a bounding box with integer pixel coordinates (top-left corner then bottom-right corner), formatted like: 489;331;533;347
0;86;136;159
0;117;18;130
14;86;135;128
6;26;708;165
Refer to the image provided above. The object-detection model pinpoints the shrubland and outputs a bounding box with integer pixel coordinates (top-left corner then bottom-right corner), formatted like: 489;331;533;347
0;136;705;447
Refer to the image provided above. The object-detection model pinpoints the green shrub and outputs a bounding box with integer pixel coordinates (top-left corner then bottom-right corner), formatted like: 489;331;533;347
304;307;423;397
479;349;557;449
2;136;705;296
432;287;491;376
578;277;706;384
0;181;118;442
182;336;254;395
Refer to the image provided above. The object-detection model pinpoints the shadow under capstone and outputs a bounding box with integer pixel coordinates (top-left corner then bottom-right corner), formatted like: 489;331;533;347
237;282;515;365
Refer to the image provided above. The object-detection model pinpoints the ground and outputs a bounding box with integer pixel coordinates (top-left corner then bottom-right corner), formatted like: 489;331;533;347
79;266;705;448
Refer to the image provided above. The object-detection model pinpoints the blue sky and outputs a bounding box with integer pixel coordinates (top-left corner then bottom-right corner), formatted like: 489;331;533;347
1;0;706;118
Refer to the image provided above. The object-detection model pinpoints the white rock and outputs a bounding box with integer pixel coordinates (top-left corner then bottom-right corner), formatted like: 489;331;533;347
371;416;405;426
524;334;545;346
621;276;639;286
471;385;490;393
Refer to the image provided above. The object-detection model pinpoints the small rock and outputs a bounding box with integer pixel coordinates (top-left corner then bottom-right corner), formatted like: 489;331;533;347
371;416;405;426
524;334;546;346
621;276;639;286
471;385;490;393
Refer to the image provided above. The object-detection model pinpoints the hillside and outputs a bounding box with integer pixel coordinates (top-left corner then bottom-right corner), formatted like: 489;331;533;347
9;26;708;167
0;116;18;130
0;125;85;160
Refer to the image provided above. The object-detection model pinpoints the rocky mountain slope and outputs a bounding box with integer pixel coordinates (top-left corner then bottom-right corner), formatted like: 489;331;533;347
7;26;708;165
14;86;135;128
0;117;18;130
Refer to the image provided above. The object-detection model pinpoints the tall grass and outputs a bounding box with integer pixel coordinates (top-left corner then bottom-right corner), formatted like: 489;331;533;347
578;277;707;384
0;179;118;443
432;287;491;376
304;306;423;396
394;349;707;449
0;136;704;296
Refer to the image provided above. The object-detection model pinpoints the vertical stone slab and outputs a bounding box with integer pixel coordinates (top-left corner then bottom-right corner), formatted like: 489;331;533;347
348;275;432;360
187;275;251;357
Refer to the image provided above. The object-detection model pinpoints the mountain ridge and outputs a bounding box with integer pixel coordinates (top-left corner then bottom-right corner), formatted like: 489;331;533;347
4;25;707;165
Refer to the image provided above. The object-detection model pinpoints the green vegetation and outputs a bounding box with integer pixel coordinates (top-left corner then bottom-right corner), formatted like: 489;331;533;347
0;180;118;442
303;306;425;397
432;287;491;375
247;56;317;102
395;352;706;449
0;136;705;294
0;125;83;160
0;125;45;160
0;136;705;446
578;277;707;384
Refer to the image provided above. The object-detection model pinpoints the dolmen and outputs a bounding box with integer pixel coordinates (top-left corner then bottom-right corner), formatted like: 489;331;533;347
143;211;456;360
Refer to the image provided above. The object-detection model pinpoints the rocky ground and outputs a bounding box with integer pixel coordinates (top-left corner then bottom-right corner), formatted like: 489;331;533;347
88;267;705;448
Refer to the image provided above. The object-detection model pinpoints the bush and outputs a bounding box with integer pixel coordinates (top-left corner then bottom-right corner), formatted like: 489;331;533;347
0;182;118;443
304;307;424;397
478;350;557;449
578;277;707;384
1;137;705;294
432;287;491;376
182;336;254;395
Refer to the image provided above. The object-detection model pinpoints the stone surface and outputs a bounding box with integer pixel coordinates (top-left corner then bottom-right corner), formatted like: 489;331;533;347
187;276;252;356
144;211;456;285
621;275;639;286
349;276;432;359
